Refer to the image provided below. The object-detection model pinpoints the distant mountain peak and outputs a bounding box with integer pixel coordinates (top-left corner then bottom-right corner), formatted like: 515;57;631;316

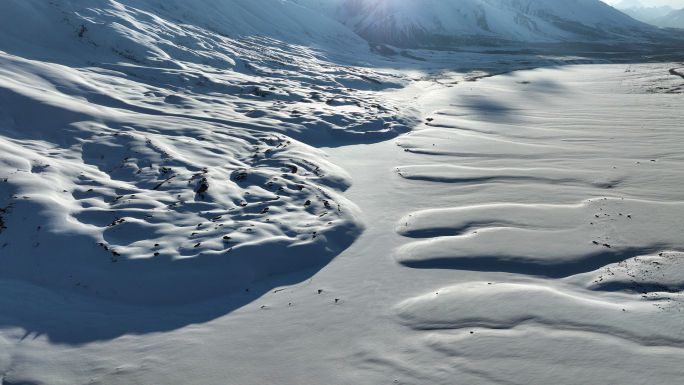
614;0;645;10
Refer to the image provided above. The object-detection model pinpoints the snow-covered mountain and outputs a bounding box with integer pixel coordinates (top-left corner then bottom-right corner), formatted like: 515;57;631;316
297;0;661;48
618;5;675;24
613;0;645;9
1;0;367;65
650;7;684;28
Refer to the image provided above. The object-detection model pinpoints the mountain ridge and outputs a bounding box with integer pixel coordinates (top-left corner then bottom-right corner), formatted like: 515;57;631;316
296;0;663;48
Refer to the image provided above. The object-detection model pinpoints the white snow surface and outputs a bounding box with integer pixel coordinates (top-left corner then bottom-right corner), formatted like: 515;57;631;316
2;0;684;384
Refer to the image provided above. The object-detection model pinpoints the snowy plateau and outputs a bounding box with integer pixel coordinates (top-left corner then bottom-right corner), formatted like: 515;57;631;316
1;0;684;384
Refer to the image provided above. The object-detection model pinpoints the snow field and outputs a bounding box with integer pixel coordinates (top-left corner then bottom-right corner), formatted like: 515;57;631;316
1;0;684;384
357;63;684;383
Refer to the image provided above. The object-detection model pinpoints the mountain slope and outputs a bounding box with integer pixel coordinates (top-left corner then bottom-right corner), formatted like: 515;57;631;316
298;0;662;48
0;0;366;66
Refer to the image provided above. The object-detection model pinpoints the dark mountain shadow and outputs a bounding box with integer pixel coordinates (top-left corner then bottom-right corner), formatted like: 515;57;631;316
0;268;325;344
398;246;677;280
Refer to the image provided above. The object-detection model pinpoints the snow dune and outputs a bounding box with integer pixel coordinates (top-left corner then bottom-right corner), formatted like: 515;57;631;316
395;198;684;273
396;281;684;345
363;63;684;383
395;165;624;187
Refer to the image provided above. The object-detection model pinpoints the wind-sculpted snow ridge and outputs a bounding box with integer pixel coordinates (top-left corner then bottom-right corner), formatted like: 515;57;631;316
0;0;421;304
393;65;684;278
395;198;684;275
395;165;625;187
566;251;684;311
390;251;684;382
395;281;684;345
364;65;684;384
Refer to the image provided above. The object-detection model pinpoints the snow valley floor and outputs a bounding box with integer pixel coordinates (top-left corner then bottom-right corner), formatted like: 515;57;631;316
3;55;684;383
2;2;684;382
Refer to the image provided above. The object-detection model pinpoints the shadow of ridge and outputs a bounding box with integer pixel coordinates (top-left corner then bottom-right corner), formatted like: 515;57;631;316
0;204;363;343
398;174;593;188
398;246;676;279
0;265;326;345
590;280;684;294
456;97;515;114
320;123;414;148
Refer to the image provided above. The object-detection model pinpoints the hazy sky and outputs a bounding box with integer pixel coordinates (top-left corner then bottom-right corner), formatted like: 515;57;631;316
602;0;684;8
